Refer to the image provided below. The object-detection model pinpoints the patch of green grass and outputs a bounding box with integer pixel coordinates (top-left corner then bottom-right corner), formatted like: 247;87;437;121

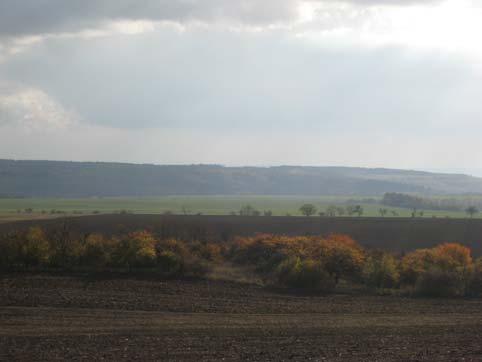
0;195;478;219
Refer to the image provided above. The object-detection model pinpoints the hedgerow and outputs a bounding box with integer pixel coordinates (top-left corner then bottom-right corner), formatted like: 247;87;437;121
0;227;481;297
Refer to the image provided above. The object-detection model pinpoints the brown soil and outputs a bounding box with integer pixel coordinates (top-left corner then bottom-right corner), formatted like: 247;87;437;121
1;274;481;361
2;214;482;255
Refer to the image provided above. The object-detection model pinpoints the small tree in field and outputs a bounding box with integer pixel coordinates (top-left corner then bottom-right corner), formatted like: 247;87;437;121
353;205;364;217
300;204;317;217
239;205;260;216
466;206;478;218
346;205;364;217
326;205;337;217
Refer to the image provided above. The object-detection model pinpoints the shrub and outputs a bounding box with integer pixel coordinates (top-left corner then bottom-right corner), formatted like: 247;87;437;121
112;231;157;269
230;233;365;286
415;268;465;297
82;233;116;268
0;232;21;269
400;248;435;285
230;234;288;273
190;241;223;263
275;257;335;292
46;226;84;269
19;227;50;267
157;250;184;275
432;243;473;273
363;251;399;289
401;243;473;296
468;257;482;297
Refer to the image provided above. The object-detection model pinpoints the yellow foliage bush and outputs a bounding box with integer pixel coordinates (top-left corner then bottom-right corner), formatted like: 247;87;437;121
21;227;50;267
112;231;157;268
83;233;117;268
363;251;399;289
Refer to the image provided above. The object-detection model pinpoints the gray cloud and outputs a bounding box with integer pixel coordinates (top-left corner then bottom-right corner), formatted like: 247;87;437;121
1;27;479;134
0;0;297;37
0;0;442;37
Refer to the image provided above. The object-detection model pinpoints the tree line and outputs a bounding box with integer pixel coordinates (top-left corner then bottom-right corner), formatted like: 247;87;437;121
382;193;480;217
0;226;481;297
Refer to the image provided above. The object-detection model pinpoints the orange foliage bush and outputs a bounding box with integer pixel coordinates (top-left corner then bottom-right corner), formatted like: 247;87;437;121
230;233;365;286
400;243;474;297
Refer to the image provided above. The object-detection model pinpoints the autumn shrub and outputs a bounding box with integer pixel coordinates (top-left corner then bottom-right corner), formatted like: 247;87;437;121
468;257;482;297
230;234;289;273
229;233;365;288
415;268;465;297
111;231;157;269
0;232;21;269
156;250;184;275
275;257;335;291
17;227;51;267
46;226;85;269
363;251;399;289
399;248;435;285
401;243;473;296
82;233;117;268
191;241;224;263
183;255;210;277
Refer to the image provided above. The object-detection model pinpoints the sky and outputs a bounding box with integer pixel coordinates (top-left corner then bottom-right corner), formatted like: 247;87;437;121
0;0;482;175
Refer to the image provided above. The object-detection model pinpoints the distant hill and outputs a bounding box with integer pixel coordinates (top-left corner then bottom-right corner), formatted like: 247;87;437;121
1;160;482;197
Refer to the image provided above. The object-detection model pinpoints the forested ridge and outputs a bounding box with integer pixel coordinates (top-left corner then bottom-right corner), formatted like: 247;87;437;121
1;159;482;197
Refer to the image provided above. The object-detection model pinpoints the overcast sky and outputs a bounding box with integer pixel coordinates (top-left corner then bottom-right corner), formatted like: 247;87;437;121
0;0;481;175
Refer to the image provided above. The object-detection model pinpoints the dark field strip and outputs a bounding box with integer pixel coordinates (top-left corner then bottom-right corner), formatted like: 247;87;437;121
1;307;482;361
2;214;482;255
1;275;482;361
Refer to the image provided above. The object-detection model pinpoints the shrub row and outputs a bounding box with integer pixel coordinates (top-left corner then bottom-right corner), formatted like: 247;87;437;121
1;227;481;297
229;234;482;297
0;227;222;277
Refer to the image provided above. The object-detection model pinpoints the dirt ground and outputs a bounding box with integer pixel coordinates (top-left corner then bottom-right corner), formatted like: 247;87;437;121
1;274;481;361
2;214;482;256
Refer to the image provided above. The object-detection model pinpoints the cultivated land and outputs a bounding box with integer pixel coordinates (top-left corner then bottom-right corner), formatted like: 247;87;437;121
2;213;482;361
1;195;481;222
1;274;482;361
2;214;482;255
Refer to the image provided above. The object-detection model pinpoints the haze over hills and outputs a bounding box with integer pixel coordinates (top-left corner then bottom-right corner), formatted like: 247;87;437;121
1;159;482;198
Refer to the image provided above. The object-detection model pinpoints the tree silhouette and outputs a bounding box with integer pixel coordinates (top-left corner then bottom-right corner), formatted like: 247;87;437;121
466;206;478;218
300;204;317;217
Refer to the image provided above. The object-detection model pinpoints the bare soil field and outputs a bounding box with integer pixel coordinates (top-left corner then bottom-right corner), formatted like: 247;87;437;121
1;274;481;361
2;214;482;255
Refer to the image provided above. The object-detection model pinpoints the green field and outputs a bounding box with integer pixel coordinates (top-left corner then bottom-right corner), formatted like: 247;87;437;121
0;195;478;221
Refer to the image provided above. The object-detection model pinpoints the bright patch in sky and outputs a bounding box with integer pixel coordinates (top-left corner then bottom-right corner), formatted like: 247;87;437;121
297;0;482;60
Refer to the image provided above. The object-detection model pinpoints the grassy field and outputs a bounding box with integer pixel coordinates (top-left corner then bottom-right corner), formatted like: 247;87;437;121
0;195;478;221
